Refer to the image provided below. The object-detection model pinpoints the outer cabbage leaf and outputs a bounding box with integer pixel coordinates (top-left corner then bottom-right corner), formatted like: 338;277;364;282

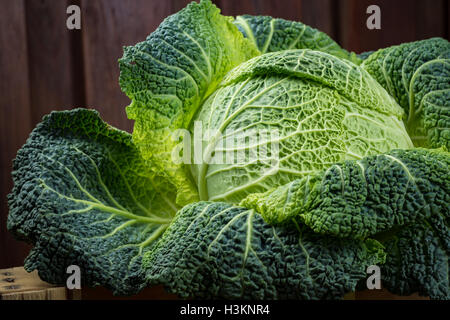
192;49;413;203
242;148;449;299
234;15;360;64
361;38;450;148
357;51;375;61
7;109;386;299
379;216;449;300
242;148;449;237
143;201;385;299
7;109;179;295
119;0;259;205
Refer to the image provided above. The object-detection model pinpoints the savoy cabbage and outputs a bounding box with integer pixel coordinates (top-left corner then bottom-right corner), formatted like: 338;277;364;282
193;50;413;202
7;0;450;299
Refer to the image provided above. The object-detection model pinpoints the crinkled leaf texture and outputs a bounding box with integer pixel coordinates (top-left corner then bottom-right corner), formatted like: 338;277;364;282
192;49;413;203
143;201;385;299
7;109;179;295
380;218;449;299
7;1;450;300
7;109;385;299
242;148;450;299
119;0;259;206
233;15;360;64
362;38;450;149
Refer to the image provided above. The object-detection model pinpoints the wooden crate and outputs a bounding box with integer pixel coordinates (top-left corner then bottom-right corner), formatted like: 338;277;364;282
0;266;177;300
356;288;429;300
0;267;80;300
1;266;429;300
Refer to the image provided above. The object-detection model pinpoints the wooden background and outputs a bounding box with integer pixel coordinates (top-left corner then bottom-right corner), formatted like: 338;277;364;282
0;0;449;270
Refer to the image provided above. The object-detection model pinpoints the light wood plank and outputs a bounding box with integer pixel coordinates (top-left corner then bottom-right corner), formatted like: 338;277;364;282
0;267;55;295
1;292;23;300
46;287;67;300
22;290;47;300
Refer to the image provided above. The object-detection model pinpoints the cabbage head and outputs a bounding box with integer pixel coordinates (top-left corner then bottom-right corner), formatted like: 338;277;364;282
7;0;449;300
191;50;413;202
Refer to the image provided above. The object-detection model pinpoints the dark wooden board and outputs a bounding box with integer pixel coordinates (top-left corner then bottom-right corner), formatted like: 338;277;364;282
447;0;450;39
0;0;33;269
339;0;447;53
25;0;85;126
300;0;338;40
80;0;174;132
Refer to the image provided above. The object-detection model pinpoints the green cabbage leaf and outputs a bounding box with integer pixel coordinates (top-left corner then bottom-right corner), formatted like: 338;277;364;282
143;202;385;299
242;148;449;299
234;14;360;64
7;108;385;299
119;0;259;205
193;49;413;203
362;38;450;149
7;109;179;295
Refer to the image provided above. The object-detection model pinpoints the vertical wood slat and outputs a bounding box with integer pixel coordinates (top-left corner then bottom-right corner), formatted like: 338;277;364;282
45;287;68;300
414;0;446;41
0;0;32;269
338;0;447;53
300;0;338;41
80;0;175;132
172;0;194;12
447;0;450;39
25;0;85;125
